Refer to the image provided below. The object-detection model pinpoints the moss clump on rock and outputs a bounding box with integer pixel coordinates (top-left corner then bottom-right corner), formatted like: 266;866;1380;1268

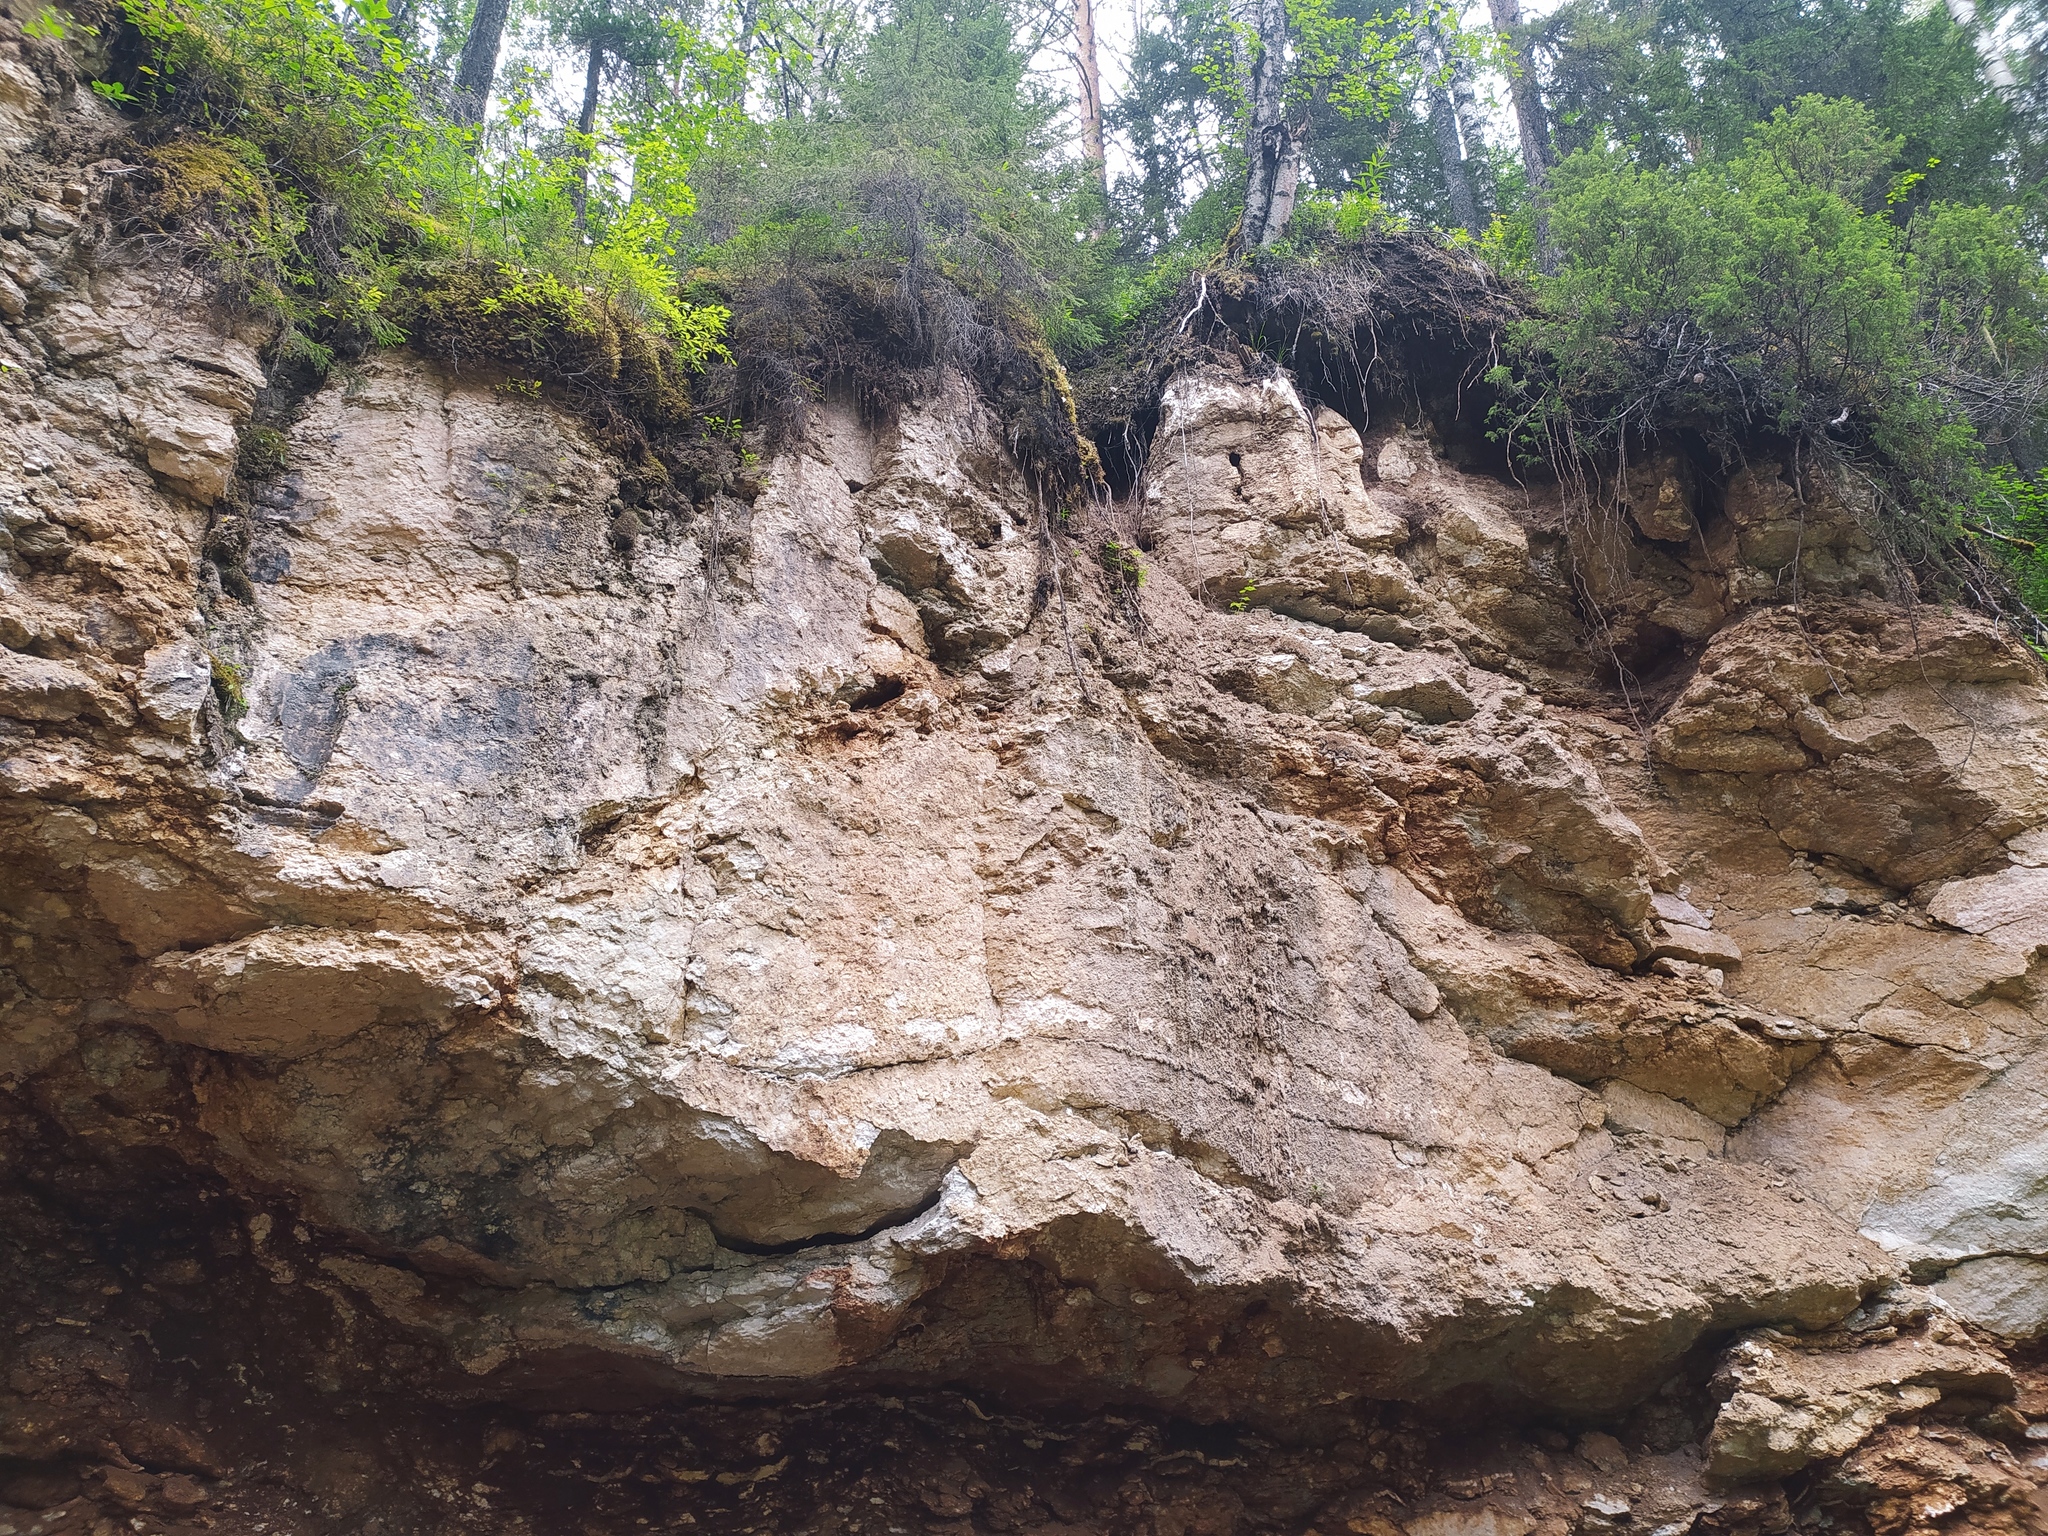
387;259;697;447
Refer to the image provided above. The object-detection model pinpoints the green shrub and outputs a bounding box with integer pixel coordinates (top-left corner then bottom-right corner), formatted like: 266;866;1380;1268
1491;96;2048;598
104;0;728;410
388;258;721;434
207;652;247;718
1974;465;2048;622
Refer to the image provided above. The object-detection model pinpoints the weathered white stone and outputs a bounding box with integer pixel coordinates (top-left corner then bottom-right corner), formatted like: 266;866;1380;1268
1927;863;2048;938
137;399;238;504
1652;922;1743;969
125;928;512;1059
1934;1255;2048;1337
136;637;212;735
1603;1081;1726;1153
0;647;129;725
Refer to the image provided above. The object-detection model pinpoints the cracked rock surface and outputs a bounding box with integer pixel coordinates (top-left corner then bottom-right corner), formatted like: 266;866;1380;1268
5;42;2048;1536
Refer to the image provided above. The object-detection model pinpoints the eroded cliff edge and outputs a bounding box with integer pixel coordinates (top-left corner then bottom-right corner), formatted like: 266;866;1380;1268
3;44;2048;1536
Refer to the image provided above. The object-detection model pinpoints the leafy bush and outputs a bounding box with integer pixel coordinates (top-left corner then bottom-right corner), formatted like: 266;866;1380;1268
1491;96;2048;600
386;259;722;436
1975;465;2048;616
105;0;729;407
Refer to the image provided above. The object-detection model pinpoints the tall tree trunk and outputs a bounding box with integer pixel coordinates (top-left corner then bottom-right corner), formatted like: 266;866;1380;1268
1445;30;1488;214
1485;0;1557;271
450;0;511;128
570;39;604;230
1424;22;1480;238
719;0;757;110
1427;79;1481;238
1074;0;1110;218
1239;0;1299;249
1446;42;1484;158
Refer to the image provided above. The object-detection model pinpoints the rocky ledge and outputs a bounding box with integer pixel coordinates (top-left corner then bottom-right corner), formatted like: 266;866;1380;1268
4;38;2048;1536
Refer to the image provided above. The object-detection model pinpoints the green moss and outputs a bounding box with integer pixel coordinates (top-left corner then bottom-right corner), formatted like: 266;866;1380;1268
1098;538;1146;586
208;653;247;719
387;259;694;444
134;137;273;227
1017;330;1102;501
236;424;289;479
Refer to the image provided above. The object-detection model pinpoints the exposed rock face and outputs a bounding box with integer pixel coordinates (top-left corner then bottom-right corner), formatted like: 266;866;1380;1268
6;50;2048;1536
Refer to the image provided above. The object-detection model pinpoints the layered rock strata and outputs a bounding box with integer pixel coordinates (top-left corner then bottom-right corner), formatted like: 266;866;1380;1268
5;42;2048;1536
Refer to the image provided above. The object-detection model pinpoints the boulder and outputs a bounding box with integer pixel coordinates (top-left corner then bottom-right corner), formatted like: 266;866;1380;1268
1706;1326;2013;1481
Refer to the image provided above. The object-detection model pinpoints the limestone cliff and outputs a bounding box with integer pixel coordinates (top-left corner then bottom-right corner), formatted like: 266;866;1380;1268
4;40;2048;1536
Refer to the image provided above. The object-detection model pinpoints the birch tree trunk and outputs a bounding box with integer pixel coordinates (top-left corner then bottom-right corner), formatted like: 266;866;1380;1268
1240;0;1300;248
1427;79;1481;237
1942;0;2019;91
1446;41;1484;157
1424;21;1480;238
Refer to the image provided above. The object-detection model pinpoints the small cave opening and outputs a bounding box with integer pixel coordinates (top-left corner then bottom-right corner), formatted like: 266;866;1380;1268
1091;421;1149;502
849;675;908;711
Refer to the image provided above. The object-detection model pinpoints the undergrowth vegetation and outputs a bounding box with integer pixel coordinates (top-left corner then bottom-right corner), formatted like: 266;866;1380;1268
101;0;730;431
67;0;1096;482
1487;96;2048;622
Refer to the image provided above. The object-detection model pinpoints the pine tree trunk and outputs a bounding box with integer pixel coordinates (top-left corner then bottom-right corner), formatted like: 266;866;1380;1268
1239;0;1299;249
570;39;604;230
1074;0;1110;217
450;0;511;128
1485;0;1557;271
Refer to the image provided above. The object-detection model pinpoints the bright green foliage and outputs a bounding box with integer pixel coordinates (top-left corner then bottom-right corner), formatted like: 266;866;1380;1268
1110;0;1236;251
1495;96;2048;589
689;0;1110;351
1107;0;2046;269
1282;0;1422;123
108;0;731;399
1098;538;1147;584
207;653;249;718
22;4;86;39
1180;0;1426;133
1976;465;2048;616
389;258;714;426
1538;0;2032;213
1105;0;1467;257
122;0;438;204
